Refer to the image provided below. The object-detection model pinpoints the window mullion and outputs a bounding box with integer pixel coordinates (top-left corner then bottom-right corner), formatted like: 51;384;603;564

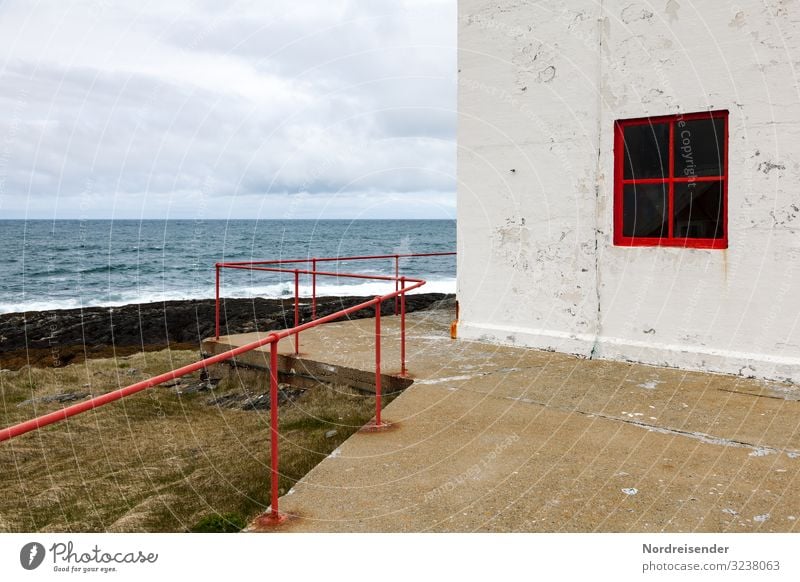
667;121;675;240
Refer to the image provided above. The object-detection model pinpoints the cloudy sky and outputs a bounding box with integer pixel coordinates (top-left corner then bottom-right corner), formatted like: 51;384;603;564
0;0;456;219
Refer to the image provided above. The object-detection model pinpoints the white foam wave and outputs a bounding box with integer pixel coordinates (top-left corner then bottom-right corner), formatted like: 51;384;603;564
228;278;456;299
0;278;456;314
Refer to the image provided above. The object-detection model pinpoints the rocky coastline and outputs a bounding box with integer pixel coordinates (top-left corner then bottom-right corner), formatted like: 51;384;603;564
0;293;453;370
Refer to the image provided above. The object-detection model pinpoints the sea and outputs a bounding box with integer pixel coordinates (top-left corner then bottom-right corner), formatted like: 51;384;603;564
0;220;456;314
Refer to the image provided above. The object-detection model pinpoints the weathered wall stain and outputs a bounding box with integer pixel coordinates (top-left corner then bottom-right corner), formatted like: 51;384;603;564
665;0;680;23
537;65;556;83
758;161;786;174
729;10;747;28
621;3;654;23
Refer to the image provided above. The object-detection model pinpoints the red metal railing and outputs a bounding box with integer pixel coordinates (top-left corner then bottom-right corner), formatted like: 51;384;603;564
0;252;455;526
215;252;455;343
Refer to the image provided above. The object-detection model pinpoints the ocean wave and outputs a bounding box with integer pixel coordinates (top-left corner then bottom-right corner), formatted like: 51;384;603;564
77;264;135;275
0;277;456;314
23;267;75;277
226;278;456;299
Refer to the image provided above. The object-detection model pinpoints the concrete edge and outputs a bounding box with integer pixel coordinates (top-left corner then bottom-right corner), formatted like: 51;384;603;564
200;338;413;394
458;321;800;384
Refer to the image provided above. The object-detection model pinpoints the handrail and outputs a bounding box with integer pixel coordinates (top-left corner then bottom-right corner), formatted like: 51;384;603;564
0;251;455;526
217;251;454;267
214;252;456;348
222;265;406;280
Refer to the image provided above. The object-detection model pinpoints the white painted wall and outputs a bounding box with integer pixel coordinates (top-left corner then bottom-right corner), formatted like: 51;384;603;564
457;0;800;382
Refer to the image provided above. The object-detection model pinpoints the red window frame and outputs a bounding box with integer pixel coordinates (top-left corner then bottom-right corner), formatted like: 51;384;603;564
613;110;729;249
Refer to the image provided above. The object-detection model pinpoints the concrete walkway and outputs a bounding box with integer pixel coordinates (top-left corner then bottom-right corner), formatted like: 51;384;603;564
204;307;800;532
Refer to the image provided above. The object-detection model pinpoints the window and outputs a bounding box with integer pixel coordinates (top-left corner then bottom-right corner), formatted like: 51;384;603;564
614;110;728;248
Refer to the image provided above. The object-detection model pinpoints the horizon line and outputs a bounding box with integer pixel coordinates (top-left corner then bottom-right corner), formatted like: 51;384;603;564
0;217;456;221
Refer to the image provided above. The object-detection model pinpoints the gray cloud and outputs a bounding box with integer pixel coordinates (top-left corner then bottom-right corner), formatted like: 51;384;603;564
0;0;455;218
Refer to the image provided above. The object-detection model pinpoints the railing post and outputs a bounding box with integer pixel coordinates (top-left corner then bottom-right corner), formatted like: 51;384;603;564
400;276;406;377
374;298;382;426
311;258;317;320
215;264;221;340
294;269;300;355
394;255;399;315
267;336;286;524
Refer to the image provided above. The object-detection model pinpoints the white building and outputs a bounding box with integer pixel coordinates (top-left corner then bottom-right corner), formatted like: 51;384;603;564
457;1;800;383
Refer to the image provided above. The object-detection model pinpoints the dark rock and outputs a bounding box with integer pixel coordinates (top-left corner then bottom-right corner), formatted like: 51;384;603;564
206;384;302;411
240;395;272;411
17;392;89;407
0;294;453;370
176;378;219;395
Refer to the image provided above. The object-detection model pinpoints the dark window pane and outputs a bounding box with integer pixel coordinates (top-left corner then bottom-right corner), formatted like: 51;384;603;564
623;122;669;179
623;183;668;238
674;117;725;177
673;181;724;239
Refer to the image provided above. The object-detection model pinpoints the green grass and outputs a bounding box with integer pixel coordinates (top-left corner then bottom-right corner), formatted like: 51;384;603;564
0;349;387;532
189;513;247;533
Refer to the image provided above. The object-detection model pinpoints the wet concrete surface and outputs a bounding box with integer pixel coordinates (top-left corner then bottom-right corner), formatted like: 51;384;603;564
203;307;800;532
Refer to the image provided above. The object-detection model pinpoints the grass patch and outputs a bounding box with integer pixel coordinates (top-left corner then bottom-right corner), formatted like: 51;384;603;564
190;513;246;533
0;349;390;532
